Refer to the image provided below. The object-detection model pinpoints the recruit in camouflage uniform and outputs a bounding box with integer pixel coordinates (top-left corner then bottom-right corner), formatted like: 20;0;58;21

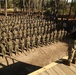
0;43;6;57
34;27;37;35
41;27;45;34
53;29;57;43
7;39;13;56
27;28;30;36
37;34;41;47
8;31;13;40
42;33;46;45
13;29;18;39
38;26;41;35
61;29;65;40
31;35;35;48
26;35;30;50
68;39;76;66
45;25;48;34
2;31;7;44
14;39;19;55
46;33;50;45
20;38;25;53
30;27;33;36
19;29;23;39
51;31;54;43
58;30;61;41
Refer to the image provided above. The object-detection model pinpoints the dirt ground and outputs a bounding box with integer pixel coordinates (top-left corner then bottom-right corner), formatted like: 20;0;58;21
0;41;68;75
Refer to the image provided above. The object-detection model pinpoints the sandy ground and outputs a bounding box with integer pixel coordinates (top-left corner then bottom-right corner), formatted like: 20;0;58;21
0;41;68;75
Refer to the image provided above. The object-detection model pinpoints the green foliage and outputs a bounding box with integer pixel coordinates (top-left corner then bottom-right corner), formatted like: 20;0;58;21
0;0;76;15
13;0;19;7
72;1;76;11
1;0;5;8
44;8;51;16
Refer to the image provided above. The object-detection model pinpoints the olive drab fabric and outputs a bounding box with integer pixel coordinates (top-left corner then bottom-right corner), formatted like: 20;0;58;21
68;39;76;63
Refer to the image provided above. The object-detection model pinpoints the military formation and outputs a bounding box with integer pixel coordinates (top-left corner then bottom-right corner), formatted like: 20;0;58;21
0;15;67;57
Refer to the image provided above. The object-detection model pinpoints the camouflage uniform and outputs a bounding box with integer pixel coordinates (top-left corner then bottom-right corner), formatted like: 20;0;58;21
42;33;46;45
21;24;24;30
37;34;41;47
68;39;76;65
0;43;6;57
20;38;25;53
53;29;57;43
61;29;65;40
8;31;13;40
31;35;35;48
48;25;51;33
23;29;26;38
58;30;61;41
2;31;7;44
34;27;37;35
27;28;30;36
41;27;45;34
51;31;54;43
45;25;48;34
14;39;19;55
64;30;67;37
19;29;23;39
46;33;50;45
26;36;30;50
30;27;33;36
13;29;18;39
6;25;9;33
7;39;13;56
38;27;41;34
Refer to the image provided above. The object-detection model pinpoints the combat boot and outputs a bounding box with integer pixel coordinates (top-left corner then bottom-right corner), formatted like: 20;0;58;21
72;59;76;64
68;60;72;66
74;59;76;64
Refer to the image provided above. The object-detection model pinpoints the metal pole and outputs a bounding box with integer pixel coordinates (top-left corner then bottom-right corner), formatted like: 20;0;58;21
5;0;7;17
29;0;30;15
0;0;1;13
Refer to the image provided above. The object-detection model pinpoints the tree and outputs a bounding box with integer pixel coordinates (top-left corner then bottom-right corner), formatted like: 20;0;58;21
69;0;74;16
72;0;76;17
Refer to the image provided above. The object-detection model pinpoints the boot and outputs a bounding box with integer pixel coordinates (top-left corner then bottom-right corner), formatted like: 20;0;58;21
68;60;72;66
75;59;76;64
72;59;76;64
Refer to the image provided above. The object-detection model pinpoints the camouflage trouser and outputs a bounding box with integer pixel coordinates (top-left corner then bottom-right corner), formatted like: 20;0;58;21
31;41;35;48
68;49;76;62
15;45;19;54
4;37;7;43
37;40;40;47
51;35;53;43
54;34;57;42
9;47;13;56
46;37;49;45
2;48;6;57
42;39;45;45
26;42;30;50
21;44;25;52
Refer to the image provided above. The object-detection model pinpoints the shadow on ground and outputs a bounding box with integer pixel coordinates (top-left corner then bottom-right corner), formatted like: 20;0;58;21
0;57;41;75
